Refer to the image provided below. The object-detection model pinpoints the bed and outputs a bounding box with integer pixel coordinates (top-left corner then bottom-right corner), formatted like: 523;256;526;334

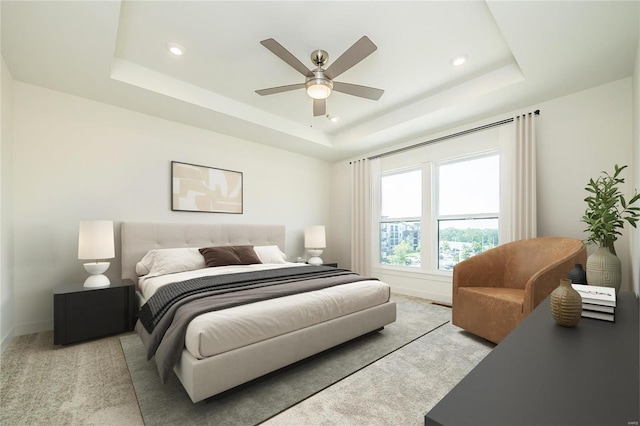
121;222;396;403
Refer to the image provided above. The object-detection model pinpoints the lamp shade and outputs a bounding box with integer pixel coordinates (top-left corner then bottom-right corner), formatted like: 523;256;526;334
78;220;115;260
305;225;326;249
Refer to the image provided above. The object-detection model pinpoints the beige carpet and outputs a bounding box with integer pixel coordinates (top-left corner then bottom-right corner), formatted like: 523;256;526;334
1;295;494;425
0;331;143;426
120;295;453;425
265;322;493;425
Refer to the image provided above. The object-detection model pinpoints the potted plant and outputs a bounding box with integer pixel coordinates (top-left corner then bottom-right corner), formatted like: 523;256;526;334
581;164;640;291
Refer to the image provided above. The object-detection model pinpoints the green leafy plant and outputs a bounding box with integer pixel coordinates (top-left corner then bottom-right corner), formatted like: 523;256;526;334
581;164;640;252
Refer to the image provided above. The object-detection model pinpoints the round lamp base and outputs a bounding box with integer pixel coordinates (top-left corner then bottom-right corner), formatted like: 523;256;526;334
83;274;110;288
307;249;324;265
83;262;111;288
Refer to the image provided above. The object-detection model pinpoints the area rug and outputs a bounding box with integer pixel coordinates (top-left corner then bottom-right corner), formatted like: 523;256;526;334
263;322;495;425
120;296;451;426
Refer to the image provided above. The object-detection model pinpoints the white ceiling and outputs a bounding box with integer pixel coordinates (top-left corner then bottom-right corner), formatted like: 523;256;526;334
2;1;638;161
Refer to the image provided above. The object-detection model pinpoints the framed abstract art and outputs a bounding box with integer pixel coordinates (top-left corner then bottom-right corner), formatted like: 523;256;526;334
171;161;243;214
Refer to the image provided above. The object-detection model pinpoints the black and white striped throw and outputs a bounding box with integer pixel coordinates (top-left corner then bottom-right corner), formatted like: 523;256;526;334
138;265;353;333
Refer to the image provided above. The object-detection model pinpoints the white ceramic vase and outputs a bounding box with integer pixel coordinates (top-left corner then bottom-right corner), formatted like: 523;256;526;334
586;246;622;293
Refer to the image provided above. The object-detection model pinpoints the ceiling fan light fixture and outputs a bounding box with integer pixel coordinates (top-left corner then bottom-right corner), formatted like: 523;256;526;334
257;36;383;115
305;77;333;100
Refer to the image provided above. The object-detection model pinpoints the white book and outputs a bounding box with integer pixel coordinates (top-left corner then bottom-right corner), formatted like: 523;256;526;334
571;284;616;307
581;309;615;322
582;303;615;314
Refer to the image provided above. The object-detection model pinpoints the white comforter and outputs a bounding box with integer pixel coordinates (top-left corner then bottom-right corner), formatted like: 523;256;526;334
138;263;390;360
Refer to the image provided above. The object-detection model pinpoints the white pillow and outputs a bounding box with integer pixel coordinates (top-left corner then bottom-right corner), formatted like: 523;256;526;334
135;261;151;276
253;245;287;264
136;248;206;277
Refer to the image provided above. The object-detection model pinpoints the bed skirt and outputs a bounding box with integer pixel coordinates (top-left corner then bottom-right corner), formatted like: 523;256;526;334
174;300;397;402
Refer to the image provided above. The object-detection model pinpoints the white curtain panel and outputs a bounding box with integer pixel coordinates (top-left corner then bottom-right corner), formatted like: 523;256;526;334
350;158;374;276
511;112;538;240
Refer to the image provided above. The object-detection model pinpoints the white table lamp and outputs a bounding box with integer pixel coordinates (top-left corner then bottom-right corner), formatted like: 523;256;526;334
78;220;115;288
305;225;326;266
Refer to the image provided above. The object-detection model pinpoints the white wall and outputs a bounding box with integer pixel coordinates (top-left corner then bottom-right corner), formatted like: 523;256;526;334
11;82;333;336
536;77;633;288
632;28;640;296
1;58;15;352
331;77;635;303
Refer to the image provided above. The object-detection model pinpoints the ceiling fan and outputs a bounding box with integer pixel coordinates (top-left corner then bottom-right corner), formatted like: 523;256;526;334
255;36;384;117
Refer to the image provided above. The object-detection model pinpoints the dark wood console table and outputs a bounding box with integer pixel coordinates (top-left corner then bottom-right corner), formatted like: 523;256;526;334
425;291;639;426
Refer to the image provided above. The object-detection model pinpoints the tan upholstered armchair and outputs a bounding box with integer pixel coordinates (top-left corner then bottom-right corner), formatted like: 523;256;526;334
452;237;587;344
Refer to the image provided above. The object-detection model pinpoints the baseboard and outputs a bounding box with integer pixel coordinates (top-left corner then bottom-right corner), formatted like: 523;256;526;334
1;327;15;354
13;320;53;337
376;268;452;305
391;286;452;305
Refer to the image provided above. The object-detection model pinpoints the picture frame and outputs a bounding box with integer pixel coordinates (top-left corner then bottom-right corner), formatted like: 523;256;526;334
171;161;243;214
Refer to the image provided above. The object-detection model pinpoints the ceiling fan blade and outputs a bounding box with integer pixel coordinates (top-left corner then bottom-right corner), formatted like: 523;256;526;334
324;36;377;80
260;38;313;78
255;83;305;96
332;81;384;100
313;99;326;117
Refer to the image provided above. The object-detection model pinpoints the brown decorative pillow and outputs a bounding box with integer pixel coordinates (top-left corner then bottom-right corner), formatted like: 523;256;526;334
199;246;241;267
231;245;263;264
199;245;262;267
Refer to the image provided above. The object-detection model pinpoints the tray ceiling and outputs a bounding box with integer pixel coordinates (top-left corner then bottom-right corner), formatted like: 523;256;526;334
2;1;638;160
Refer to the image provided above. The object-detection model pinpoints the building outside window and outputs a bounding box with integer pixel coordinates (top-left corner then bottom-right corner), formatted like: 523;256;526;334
379;169;421;267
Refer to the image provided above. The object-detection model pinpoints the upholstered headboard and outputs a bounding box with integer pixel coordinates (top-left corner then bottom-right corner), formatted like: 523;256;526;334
120;222;286;283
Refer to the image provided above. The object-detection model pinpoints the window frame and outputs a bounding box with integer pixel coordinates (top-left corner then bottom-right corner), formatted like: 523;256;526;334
433;152;501;270
375;149;501;273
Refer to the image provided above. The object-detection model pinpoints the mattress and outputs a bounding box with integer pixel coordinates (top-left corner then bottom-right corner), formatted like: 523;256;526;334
185;279;390;359
138;263;391;360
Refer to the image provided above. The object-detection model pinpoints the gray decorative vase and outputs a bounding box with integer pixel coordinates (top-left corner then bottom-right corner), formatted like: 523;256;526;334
567;263;587;285
550;279;582;327
586;246;622;293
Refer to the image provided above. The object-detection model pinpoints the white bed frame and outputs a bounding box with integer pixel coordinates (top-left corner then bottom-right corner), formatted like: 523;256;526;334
121;222;396;403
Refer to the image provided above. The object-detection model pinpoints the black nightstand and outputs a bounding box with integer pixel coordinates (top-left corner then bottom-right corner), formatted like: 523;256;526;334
54;279;135;345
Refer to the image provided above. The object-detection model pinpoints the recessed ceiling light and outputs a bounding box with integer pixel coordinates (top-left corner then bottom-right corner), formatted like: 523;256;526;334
167;42;185;56
450;54;468;67
327;115;340;123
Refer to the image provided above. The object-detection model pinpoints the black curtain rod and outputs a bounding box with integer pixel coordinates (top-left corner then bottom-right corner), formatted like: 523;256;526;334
365;109;540;161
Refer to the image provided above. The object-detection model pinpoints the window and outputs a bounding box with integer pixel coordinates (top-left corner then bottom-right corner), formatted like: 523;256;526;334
376;152;500;272
380;169;421;267
437;154;500;270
